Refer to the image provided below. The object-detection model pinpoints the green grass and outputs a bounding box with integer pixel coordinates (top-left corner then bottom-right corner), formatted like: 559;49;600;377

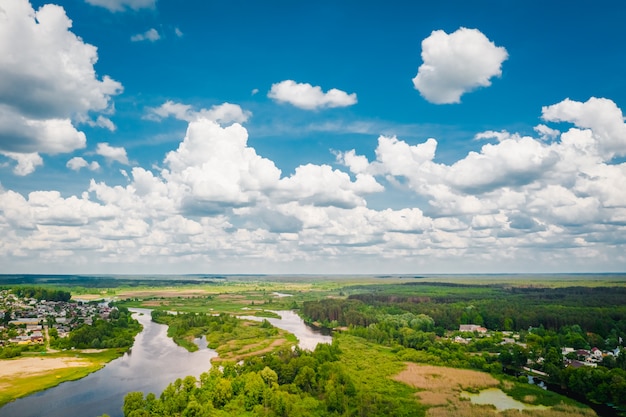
0;348;126;407
336;333;428;416
500;379;587;408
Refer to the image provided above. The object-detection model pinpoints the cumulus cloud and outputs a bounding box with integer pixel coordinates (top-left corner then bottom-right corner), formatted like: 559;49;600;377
96;143;129;165
131;28;160;42
275;164;383;209
148;101;251;125
542;97;626;158
340;98;626;235
268;80;357;110
162;120;281;212
1;151;43;176
0;105;87;154
1;97;626;273
84;0;155;12
67;156;100;171
0;0;122;173
413;27;508;104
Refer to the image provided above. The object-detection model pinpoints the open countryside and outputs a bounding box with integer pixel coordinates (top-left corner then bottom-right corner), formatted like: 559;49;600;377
1;274;625;416
2;1;626;416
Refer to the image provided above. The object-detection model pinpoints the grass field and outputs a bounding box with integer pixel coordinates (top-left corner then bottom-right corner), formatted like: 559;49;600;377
393;362;596;417
2;274;622;413
0;349;126;407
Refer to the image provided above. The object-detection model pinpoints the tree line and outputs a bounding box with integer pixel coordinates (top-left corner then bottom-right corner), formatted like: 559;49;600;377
119;342;423;417
300;284;626;413
51;306;141;350
11;286;71;302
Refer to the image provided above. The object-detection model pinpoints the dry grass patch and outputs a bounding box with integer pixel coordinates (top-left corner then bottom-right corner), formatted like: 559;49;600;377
118;288;210;298
393;363;500;417
215;294;250;304
416;390;452;406
393;363;499;391
392;363;595;417
213;338;288;363
497;405;597;417
426;400;495;417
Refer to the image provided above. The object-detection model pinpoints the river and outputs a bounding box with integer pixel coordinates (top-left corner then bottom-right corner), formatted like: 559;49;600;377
240;310;332;351
0;308;331;417
0;308;217;417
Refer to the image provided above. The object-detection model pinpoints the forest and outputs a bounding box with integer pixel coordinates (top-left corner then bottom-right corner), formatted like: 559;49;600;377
118;341;427;417
2;275;625;417
299;282;626;413
10;286;71;302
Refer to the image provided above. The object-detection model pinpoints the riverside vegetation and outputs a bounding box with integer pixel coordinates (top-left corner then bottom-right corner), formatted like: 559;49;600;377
1;274;625;416
0;285;141;406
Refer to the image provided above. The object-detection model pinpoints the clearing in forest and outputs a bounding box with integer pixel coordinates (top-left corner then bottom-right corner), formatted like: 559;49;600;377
393;363;597;417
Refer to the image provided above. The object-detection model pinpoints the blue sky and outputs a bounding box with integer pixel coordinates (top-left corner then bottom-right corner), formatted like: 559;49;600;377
1;0;625;274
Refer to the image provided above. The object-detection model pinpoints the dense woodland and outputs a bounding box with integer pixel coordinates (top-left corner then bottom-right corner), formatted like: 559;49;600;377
302;284;626;341
300;283;626;413
3;277;625;416
119;342;423;417
10;286;71;302
117;282;626;416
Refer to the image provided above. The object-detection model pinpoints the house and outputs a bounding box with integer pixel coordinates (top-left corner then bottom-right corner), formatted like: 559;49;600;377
591;347;603;359
459;324;487;333
567;360;597;369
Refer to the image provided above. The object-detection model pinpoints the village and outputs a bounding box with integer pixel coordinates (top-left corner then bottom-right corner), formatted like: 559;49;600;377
0;289;114;348
452;323;622;373
1;287;622;374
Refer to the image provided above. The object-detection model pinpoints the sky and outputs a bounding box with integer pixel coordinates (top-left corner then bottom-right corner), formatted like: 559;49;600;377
1;0;625;275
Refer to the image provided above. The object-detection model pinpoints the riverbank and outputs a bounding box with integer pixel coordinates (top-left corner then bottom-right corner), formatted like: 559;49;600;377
0;349;127;407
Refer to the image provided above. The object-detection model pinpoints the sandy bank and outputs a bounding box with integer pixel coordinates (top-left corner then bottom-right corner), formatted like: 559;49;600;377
0;356;90;379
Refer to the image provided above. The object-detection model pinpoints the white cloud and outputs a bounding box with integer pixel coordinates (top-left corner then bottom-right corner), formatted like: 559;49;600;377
148;101;251;125
336;149;370;174
534;124;560;141
0;1;122;119
413;27;508;104
542;97;626;158
96;143;129;165
94;116;117;131
275;164;383;209
446;135;558;193
0;105;87;154
1;98;626;273
131;28;160;42
174;27;183;37
84;0;155;12
0;0;122;173
67;156;100;171
1;151;43;175
268;80;357;110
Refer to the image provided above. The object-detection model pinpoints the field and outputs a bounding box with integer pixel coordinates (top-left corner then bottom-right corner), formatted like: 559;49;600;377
2;273;624;415
0;349;125;407
393;363;596;417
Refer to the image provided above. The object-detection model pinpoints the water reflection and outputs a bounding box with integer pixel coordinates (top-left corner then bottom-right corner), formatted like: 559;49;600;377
461;388;549;411
240;310;332;351
0;308;217;417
